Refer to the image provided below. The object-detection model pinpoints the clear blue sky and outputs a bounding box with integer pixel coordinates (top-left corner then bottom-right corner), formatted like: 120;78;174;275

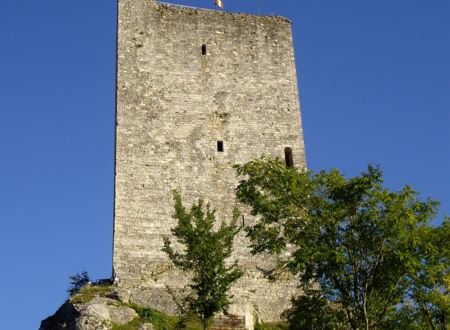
0;0;448;328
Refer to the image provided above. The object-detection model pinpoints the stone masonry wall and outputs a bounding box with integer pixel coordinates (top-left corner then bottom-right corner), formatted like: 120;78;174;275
113;0;306;328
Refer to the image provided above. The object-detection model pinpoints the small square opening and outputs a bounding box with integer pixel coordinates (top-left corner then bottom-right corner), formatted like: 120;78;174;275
202;44;207;56
217;141;224;152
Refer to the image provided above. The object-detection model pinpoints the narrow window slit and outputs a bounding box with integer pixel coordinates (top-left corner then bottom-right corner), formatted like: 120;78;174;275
202;44;207;55
285;147;294;168
217;141;224;152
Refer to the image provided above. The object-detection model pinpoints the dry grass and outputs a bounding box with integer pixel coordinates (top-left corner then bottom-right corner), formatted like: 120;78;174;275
70;283;114;304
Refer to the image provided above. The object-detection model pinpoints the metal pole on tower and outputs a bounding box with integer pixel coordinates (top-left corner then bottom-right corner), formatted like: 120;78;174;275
257;0;261;15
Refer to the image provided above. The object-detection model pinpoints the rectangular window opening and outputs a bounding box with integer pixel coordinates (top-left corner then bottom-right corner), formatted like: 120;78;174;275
217;141;224;152
285;147;294;168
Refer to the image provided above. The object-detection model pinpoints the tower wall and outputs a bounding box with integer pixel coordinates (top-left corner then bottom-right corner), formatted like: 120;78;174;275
113;1;306;327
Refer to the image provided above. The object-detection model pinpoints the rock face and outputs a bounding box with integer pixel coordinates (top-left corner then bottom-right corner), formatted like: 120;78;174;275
39;294;151;330
40;285;247;330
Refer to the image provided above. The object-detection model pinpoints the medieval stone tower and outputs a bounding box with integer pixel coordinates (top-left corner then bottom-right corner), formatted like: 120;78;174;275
113;0;306;328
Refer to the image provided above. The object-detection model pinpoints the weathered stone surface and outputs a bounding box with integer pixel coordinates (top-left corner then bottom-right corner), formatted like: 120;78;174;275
40;301;79;330
125;286;180;315
113;0;306;328
39;296;137;330
139;323;154;330
110;305;138;325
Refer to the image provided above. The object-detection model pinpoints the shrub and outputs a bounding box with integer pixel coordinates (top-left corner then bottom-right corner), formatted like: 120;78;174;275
67;271;90;296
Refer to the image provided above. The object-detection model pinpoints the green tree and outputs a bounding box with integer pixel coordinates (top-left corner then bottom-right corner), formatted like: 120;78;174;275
163;191;243;330
410;216;449;329
235;157;448;330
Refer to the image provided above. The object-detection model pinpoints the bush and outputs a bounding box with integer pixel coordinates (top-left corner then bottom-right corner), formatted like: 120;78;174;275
254;315;289;330
67;271;90;296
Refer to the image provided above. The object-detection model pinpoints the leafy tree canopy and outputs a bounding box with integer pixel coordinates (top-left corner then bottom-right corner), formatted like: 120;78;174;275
235;157;448;330
163;191;243;330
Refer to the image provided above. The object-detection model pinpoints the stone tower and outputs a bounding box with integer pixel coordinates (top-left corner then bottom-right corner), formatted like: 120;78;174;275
113;0;306;328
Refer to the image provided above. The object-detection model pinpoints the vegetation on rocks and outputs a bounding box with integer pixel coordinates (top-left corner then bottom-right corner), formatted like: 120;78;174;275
111;317;142;330
112;306;205;330
254;315;289;330
70;283;115;304
67;271;90;296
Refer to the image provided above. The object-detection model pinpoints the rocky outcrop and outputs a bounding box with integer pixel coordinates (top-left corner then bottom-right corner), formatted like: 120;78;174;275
40;284;248;330
39;290;153;330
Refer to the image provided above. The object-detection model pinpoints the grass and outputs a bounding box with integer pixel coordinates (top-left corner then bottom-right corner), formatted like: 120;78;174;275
130;304;178;329
255;316;289;330
70;283;114;304
112;317;141;330
112;304;203;330
257;322;289;330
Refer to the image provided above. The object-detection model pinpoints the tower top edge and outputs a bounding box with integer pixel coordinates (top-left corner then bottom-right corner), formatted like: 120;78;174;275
154;1;292;24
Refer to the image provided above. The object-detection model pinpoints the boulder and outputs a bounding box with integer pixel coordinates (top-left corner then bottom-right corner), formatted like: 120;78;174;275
40;294;137;330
